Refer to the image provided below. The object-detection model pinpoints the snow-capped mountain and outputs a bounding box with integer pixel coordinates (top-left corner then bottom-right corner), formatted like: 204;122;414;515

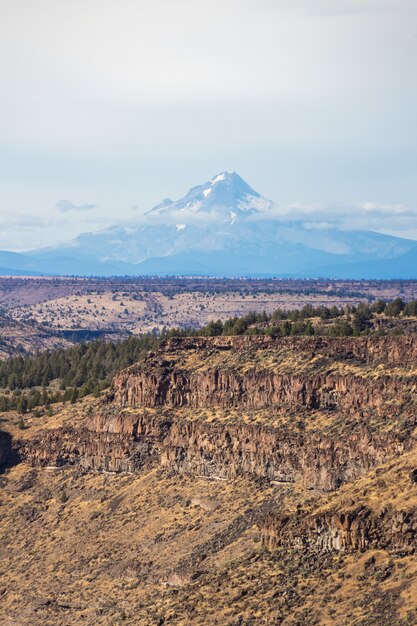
146;171;274;221
4;171;417;278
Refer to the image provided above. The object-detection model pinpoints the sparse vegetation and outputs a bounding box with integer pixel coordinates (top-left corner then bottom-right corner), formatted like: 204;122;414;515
0;299;416;414
168;298;417;338
1;283;417;625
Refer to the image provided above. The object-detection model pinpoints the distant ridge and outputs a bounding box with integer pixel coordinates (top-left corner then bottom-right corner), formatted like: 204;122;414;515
1;172;416;278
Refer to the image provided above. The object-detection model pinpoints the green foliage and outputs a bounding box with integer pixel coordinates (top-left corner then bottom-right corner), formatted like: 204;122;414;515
0;334;158;391
385;298;405;317
0;334;158;413
326;321;353;337
0;297;415;416
16;395;28;414
199;319;223;336
371;299;386;314
352;306;372;334
404;301;417;316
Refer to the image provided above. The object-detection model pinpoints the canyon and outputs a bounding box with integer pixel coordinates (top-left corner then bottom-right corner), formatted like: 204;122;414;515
1;335;417;624
14;336;416;490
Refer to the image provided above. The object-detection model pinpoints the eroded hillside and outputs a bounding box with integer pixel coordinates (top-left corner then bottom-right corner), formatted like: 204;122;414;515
1;336;417;625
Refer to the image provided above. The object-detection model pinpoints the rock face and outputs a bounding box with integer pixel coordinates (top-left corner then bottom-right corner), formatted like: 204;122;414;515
4;334;417;626
15;336;417;494
15;426;148;473
111;336;417;414
17;411;403;492
0;430;14;469
260;505;417;555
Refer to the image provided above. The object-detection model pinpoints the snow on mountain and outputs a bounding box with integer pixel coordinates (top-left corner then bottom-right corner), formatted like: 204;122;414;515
16;171;417;278
145;171;275;221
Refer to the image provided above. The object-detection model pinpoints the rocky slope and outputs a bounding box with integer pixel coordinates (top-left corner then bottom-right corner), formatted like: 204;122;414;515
111;336;417;410
0;315;71;359
15;336;416;491
15;410;403;492
2;335;417;624
261;503;417;555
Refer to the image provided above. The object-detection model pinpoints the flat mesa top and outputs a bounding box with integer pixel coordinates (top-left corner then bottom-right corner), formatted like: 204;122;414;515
121;335;417;379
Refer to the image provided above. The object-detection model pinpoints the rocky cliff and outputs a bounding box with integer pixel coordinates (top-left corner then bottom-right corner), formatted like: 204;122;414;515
14;336;417;492
17;410;404;491
260;504;417;555
111;336;417;415
3;335;417;625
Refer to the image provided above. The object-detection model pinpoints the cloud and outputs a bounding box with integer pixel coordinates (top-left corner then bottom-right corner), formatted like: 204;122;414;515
55;199;96;213
257;0;416;16
0;0;416;250
0;206;114;251
129;195;417;238
0;210;48;229
245;200;417;236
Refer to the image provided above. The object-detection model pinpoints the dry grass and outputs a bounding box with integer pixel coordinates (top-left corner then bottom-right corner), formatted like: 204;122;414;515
10;290;366;335
0;461;274;625
149;338;417;381
2;395;417;624
2;456;417;625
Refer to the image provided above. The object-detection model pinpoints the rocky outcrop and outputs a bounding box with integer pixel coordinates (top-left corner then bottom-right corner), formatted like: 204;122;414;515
111;336;417;415
4;334;417;626
260;505;417;555
12;335;417;491
15;426;153;474
15;409;405;491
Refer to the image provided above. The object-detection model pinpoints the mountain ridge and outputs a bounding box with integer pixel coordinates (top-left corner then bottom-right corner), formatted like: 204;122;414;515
1;171;416;278
145;171;273;220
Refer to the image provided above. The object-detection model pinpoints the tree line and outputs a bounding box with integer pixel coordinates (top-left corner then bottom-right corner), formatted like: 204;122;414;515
0;334;158;414
167;298;417;339
1;298;416;415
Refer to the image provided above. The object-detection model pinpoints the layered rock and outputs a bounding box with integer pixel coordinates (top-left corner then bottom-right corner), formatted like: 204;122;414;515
93;410;407;489
15;426;148;473
13;336;417;492
4;333;417;626
260;505;417;555
16;413;402;491
111;336;417;415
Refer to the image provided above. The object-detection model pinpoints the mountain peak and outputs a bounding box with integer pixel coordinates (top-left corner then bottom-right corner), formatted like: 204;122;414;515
146;171;274;220
210;170;239;184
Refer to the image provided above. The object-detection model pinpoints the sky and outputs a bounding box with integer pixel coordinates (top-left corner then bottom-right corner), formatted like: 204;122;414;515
0;0;416;250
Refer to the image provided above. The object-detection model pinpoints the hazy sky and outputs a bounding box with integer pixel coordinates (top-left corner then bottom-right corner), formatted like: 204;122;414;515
1;0;417;249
